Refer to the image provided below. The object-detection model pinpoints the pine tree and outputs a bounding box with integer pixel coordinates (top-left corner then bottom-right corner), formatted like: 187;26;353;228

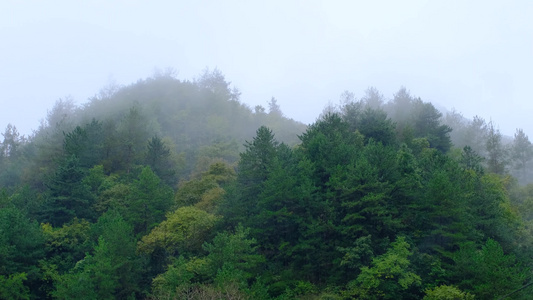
511;128;533;183
42;155;95;226
145;135;176;185
485;121;508;175
126;166;173;234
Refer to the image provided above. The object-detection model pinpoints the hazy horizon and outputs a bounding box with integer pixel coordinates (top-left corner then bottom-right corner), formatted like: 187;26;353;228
1;1;532;137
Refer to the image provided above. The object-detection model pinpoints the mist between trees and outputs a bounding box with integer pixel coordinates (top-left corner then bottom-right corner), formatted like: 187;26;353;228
1;69;533;299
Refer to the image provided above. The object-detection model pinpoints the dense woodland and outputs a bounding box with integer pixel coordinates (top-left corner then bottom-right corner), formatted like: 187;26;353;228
2;70;533;299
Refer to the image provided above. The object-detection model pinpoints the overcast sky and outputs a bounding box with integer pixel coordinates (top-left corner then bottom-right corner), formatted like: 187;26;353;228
1;0;532;138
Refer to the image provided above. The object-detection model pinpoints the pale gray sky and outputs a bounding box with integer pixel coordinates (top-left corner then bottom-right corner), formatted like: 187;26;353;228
1;0;532;137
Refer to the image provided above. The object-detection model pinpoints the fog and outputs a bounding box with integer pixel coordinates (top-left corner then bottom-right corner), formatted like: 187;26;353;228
1;0;532;137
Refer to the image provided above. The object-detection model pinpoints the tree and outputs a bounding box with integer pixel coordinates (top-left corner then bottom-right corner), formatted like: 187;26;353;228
485;121;508;175
118;107;151;172
361;87;385;109
511;128;533;183
174;162;235;212
251;144;315;268
358;108;397;146
41;218;92;273
387;87;413;123
452;239;528;299
226;126;280;225
126;166;173;234
196;68;239;101
0;124;25;188
145;135;176;185
268;97;283;117
53;237;118;300
41;155;95;226
138;206;220;256
346;236;421;299
63;119;104;169
1;123;21;158
423;285;474;300
465;116;488;157
203;225;265;280
411;101;452;153
151;225;265;299
53;211;141;299
459;146;484;174
91;210;141;299
0;207;44;297
0;272;30;300
338;141;407;242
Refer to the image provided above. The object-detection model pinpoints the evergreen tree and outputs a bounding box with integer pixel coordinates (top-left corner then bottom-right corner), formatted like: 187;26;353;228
411;101;452;152
1;123;21;159
485;121;508;175
226;126;280;226
63;119;104;169
452;239;528;299
126;166;173;234
511;128;533;183
42;155;95;226
0;206;44;297
145;135;176;185
118;107;151;172
346;236;421;299
465;116;488;157
92;210;141;298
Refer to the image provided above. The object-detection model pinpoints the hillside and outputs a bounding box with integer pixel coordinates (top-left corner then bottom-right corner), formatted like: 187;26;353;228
1;72;533;299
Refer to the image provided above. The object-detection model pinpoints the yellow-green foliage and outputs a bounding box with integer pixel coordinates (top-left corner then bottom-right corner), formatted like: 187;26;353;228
137;206;220;255
41;218;91;249
174;162;235;212
423;285;474;300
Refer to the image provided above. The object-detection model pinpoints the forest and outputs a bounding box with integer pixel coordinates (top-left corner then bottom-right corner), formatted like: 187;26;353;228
2;69;533;299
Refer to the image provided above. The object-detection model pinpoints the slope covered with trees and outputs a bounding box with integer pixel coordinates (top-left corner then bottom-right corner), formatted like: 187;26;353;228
1;72;533;299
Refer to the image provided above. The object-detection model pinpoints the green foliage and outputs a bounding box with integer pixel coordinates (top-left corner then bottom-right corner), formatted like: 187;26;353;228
145;135;177;185
0;124;24;188
385;88;451;152
3;73;533;299
9;184;42;219
53;237;118;300
346;236;421;299
459;146;484;174
338;235;374;271
41;218;92;272
151;225;265;299
485;121;508;175
125;166;173;234
63;119;104;169
93;209;140;298
452;238;527;299
117;106;152;172
203;224;266;279
423;285;474;300
151;256;196;299
0;206;44;276
510;128;533;184
174;162;235;212
42;155;95;226
138;206;220;256
53;212;140;299
221;126;282;226
0;272;30;300
0;206;44;298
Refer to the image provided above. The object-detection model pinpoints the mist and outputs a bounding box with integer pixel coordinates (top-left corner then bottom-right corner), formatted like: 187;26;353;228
1;1;532;137
3;2;533;299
